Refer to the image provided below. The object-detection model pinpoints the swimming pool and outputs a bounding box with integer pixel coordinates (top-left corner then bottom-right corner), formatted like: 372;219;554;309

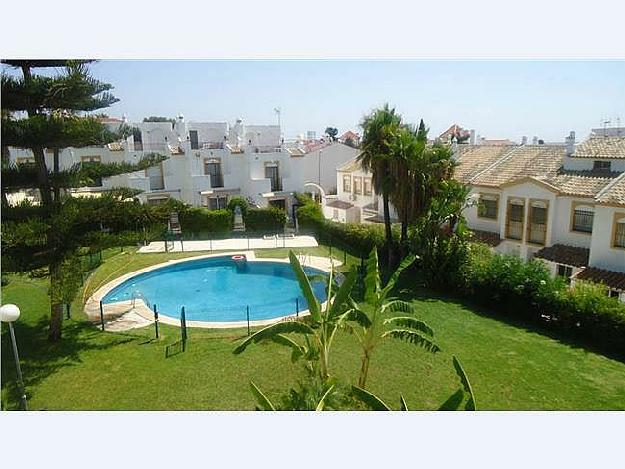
101;256;328;323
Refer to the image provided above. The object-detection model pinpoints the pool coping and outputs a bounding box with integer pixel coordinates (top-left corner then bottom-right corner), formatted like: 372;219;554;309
84;250;340;330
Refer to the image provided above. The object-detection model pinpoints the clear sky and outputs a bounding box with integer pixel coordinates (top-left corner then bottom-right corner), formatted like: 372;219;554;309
9;60;625;142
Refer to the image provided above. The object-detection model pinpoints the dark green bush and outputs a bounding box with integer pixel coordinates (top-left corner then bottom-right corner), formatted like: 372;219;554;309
246;207;287;232
462;244;625;357
178;207;232;233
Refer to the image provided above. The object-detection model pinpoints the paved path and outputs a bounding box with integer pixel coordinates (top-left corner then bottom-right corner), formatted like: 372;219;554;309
138;235;318;253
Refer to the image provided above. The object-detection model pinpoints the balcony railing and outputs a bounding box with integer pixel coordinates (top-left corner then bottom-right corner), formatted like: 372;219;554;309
506;220;524;240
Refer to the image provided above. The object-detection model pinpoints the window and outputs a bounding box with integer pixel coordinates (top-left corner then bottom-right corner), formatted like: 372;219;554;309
189;130;199;150
557;264;573;279
342;175;351;193
477;194;499;219
593;160;612;172
353;177;363;195
207;196;227;210
147;196;169;206
204;158;223;188
269;198;286;211
613;215;625;248
364;178;372;196
527;200;548;245
265;163;281;191
506;199;525;240
571;205;594;233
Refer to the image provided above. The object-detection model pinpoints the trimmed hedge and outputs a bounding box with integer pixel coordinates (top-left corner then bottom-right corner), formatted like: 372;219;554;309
178;207;232;233
295;193;389;256
245;207;287;232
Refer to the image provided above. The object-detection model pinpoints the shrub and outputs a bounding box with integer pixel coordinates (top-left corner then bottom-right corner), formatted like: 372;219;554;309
246;207;287;232
178;207;232;234
462;245;625;357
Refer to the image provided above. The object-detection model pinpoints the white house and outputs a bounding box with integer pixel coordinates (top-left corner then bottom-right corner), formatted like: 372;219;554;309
5;115;359;218
331;128;625;301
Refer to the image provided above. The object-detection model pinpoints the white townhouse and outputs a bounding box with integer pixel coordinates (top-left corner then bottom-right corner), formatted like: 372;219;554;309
6;115;359;216
329;128;625;301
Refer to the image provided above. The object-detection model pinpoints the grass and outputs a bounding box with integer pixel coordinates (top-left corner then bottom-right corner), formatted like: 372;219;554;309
2;245;625;410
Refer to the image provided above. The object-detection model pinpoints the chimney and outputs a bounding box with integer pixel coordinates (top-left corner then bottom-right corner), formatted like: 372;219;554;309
532;136;538;145
565;130;576;156
470;129;476;145
521;136;528;145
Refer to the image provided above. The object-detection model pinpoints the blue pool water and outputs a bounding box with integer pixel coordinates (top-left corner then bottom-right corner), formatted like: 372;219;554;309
102;256;328;322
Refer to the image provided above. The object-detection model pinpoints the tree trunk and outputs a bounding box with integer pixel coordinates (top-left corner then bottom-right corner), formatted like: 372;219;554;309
48;261;64;342
53;148;60;201
382;192;393;266
32;146;53;207
358;351;371;389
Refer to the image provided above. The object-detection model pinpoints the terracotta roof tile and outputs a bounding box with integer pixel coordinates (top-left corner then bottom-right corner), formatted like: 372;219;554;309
572;136;625;159
597;174;625;206
535;244;590;267
454;145;515;183
470;145;564;187
575;267;625;291
469;229;502;247
337;158;362;173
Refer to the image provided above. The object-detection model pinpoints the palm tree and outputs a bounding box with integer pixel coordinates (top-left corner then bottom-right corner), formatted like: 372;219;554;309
347;248;440;389
388;125;426;251
358;104;402;265
233;251;357;408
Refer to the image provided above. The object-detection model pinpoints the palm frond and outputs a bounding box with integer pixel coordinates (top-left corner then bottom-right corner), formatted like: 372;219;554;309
382;328;441;353
289;251;321;321
381;299;416;315
381;254;417;297
399;395;409;411
329;268;357;317
250;381;276;411
453;356;477;411
233;321;315;355
271;334;306;363
384;316;433;336
315;384;336;411
351;385;391;411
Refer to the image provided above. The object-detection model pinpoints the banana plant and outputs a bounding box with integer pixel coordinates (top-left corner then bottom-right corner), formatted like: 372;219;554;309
347;248;440;389
234;250;357;400
352;355;477;411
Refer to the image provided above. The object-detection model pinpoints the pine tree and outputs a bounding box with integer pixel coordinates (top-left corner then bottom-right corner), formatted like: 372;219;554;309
1;60;167;342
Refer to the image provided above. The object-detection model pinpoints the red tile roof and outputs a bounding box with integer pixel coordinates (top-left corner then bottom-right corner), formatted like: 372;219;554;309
575;268;625;291
535;244;590;267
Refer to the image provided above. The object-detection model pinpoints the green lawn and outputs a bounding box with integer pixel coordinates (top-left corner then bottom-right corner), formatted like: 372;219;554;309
2;246;625;410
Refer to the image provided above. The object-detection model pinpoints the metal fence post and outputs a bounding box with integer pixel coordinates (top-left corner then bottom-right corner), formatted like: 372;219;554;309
246;305;250;336
153;304;159;339
295;298;299;319
181;306;187;351
99;301;105;331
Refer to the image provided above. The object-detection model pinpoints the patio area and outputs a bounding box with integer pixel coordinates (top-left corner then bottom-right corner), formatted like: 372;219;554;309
138;235;319;253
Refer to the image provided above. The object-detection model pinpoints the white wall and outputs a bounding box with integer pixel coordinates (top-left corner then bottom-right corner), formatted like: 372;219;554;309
588;206;625;272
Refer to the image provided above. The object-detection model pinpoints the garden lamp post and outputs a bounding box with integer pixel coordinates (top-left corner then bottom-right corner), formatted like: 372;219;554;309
0;304;27;410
